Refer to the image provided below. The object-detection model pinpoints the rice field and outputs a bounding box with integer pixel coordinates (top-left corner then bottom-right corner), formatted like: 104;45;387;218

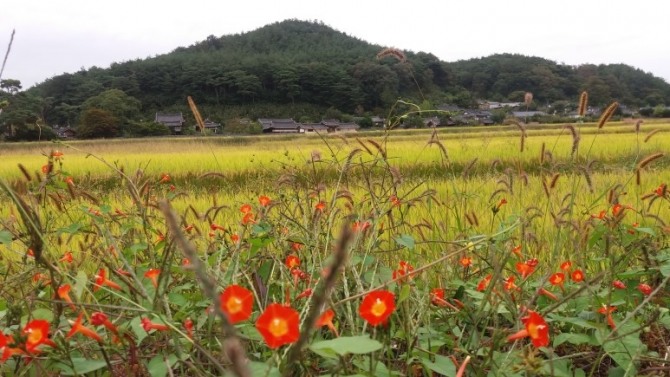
1;120;669;376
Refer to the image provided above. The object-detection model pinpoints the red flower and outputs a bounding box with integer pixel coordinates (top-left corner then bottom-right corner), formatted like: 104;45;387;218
184;224;194;233
240;203;252;214
591;210;606;220
23;320;56;353
296;288;313;300
598;305;617;329
612;280;626;289
210;223;225;231
352;220;371;232
638;283;652;296
560;261;572;271
94;269;122;292
476;274;492;292
141;317;169;332
57;284;76;310
67;314;103;343
571;269;584;283
507;310;550;348
51;150;64;160
259;195;271;206
183;318;194;339
230;233;240;243
516;261;535;279
0;332;22;361
549;272;565;287
91;312;119;336
393;261;414;281
390;195;401;207
316;309;338;336
655;183;666;197
314;201;326;212
219;285;254;324
538;287;558;301
359;290;395;326
511;245;522;258
41;164;52;174
497;198;507;209
58;251;74;263
255;303;300;348
525;258;539;267
291;242;303;252
504;276;518;291
285;255;301;269
430;288;448;307
612;203;624;216
242;212;255;225
159;173;170;184
459;256;472;267
144;268;161;288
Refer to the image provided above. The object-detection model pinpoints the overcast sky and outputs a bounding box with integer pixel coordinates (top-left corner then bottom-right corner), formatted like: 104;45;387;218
2;0;669;89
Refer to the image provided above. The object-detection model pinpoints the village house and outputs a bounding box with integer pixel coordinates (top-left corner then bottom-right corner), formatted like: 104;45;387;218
155;112;186;134
259;118;360;134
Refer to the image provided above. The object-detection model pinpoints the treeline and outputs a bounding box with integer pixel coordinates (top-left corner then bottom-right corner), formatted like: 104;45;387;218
1;19;670;140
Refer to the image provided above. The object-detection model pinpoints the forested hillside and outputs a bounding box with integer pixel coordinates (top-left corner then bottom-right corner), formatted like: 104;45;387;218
1;19;669;139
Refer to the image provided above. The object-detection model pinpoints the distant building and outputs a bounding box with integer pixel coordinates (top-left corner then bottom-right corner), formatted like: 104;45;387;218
258;118;301;133
370;116;386;127
54;125;76;138
155;113;186;134
423;116;441;127
512;111;546;118
203;119;222;133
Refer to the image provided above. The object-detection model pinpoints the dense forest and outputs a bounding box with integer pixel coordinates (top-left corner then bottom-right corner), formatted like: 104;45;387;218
1;19;670;139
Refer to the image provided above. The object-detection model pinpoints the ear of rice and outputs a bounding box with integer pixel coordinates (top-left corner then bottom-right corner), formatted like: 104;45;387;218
578;91;588;116
597;102;619;129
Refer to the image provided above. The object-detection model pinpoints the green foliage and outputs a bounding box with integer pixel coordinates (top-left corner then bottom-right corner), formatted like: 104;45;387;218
77;108;119;138
128;121;171;137
224;118;262;134
81;89;141;124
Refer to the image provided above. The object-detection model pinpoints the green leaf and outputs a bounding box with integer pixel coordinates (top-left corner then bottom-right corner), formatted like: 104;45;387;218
55;358;108;375
245;361;281;377
420;355;457;376
660;262;670;277
550;315;603;330
395;234;415;250
56;223;82;236
249;236;273;257
74;270;88;300
129;316;148;344
398;283;411;304
553;332;593;347
598;321;644;374
0;230;12;245
167;292;188;307
23;308;53;323
147;354;179;377
634;227;656;236
309;336;382;359
542;359;585;377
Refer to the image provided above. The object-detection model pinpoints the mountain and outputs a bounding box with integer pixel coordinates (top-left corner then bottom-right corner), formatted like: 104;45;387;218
5;19;670;132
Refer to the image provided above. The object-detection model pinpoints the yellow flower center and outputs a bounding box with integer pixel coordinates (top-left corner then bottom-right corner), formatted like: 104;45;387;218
528;323;545;339
226;297;243;314
370;299;387;317
268;318;288;338
27;328;43;345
